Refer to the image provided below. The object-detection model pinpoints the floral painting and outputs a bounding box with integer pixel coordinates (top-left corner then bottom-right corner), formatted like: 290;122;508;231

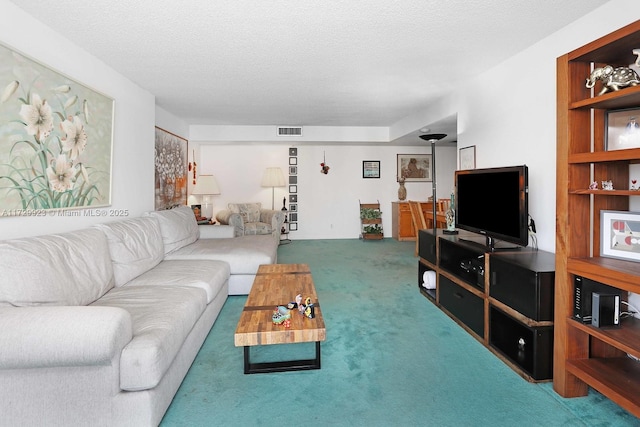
154;127;187;210
0;42;113;214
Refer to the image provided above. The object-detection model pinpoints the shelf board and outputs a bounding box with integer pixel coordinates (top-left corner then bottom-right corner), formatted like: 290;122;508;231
569;189;640;196
570;86;640;110
569;317;640;358
567;357;640;417
569;147;640;164
567;257;640;293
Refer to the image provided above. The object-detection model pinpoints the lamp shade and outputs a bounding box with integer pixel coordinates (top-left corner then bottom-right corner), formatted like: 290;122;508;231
192;175;221;195
261;167;285;187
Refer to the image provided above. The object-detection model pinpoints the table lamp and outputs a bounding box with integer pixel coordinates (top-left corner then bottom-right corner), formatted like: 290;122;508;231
191;174;221;219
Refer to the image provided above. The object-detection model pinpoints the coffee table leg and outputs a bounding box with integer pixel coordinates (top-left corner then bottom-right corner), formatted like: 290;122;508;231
243;341;321;374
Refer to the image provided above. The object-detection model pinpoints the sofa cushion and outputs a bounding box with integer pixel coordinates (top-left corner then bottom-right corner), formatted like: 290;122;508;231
91;284;207;391
0;228;114;307
96;217;164;286
244;222;271;235
165;235;277;275
229;202;261;223
125;259;229;304
146;205;199;254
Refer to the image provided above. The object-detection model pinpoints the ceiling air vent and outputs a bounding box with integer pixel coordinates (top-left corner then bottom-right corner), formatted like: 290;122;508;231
277;126;303;136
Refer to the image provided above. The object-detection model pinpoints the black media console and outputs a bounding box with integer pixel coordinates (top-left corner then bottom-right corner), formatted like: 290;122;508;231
418;229;555;382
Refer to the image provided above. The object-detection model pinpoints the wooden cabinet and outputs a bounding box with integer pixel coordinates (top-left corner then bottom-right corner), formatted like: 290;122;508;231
418;230;555;381
391;202;414;240
555;20;640;416
391;202;435;241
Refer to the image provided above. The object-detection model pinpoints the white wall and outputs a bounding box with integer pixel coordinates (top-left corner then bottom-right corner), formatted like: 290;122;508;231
196;142;457;239
0;0;156;239
454;0;640;252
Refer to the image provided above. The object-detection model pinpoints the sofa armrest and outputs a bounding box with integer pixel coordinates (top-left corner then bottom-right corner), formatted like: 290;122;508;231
198;224;235;238
260;209;286;239
215;210;244;237
0;306;132;369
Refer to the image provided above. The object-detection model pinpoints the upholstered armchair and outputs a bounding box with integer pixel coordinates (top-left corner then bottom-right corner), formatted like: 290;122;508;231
216;202;285;239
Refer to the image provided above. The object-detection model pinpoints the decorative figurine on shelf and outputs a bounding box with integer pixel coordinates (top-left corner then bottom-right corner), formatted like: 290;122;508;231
589;181;598;190
602;180;614;191
632;180;638;191
443;191;458;235
586;62;640;96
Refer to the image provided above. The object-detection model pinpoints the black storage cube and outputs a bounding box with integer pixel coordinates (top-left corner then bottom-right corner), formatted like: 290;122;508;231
439;275;484;338
489;252;555;321
489;306;553;381
418;261;436;301
418;230;437;265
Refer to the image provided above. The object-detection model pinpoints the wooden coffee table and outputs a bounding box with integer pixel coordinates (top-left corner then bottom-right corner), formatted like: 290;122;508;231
234;264;326;374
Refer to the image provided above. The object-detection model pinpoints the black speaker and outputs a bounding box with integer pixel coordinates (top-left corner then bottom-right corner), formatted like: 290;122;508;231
591;292;620;328
573;276;619;324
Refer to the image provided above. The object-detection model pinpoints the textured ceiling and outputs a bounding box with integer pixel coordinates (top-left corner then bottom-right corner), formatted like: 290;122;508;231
10;0;608;129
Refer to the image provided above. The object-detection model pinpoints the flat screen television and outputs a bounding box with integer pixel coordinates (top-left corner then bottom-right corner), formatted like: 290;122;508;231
455;165;528;250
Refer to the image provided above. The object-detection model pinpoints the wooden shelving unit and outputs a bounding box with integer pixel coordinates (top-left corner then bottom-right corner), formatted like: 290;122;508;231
555;19;640;417
360;201;383;240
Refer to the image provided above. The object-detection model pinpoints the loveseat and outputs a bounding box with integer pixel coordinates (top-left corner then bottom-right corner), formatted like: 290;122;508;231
0;205;279;426
216;202;285;239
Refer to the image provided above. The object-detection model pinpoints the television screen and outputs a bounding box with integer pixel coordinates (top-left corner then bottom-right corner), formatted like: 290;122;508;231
455;165;528;248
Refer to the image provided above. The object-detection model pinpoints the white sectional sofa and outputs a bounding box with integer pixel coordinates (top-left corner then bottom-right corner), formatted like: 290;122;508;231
0;205;279;426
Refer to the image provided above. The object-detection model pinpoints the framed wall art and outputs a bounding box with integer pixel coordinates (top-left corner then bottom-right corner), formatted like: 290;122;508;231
600;210;640;262
0;42;114;214
397;154;432;182
362;160;380;178
154;127;188;210
605;107;640;151
459;145;476;170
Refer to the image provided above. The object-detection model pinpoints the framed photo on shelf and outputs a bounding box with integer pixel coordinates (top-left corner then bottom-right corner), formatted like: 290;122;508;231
362;160;380;178
397;154;432;182
600;210;640;262
605;107;640;151
459;145;476;170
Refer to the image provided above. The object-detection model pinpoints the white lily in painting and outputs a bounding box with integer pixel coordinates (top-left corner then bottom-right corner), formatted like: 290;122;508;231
60;115;88;160
19;93;53;140
46;154;75;192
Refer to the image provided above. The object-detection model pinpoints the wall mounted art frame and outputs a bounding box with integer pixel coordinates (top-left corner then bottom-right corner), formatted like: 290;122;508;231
362;160;380;178
0;42;114;214
605;107;640;151
459;145;476;170
600;210;640;262
397;154;432;182
154;127;188;210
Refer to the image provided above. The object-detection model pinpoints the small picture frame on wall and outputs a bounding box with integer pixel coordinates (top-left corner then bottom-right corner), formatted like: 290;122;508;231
289;223;298;231
289;166;297;175
289;147;298;156
362;160;380;178
600;210;640;262
605;108;640;151
290;204;297;212
289;185;297;193
289;194;297;203
289;157;297;165
459;145;476;170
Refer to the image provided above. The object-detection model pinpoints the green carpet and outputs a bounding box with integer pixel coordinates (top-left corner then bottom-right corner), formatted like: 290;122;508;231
161;239;637;426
